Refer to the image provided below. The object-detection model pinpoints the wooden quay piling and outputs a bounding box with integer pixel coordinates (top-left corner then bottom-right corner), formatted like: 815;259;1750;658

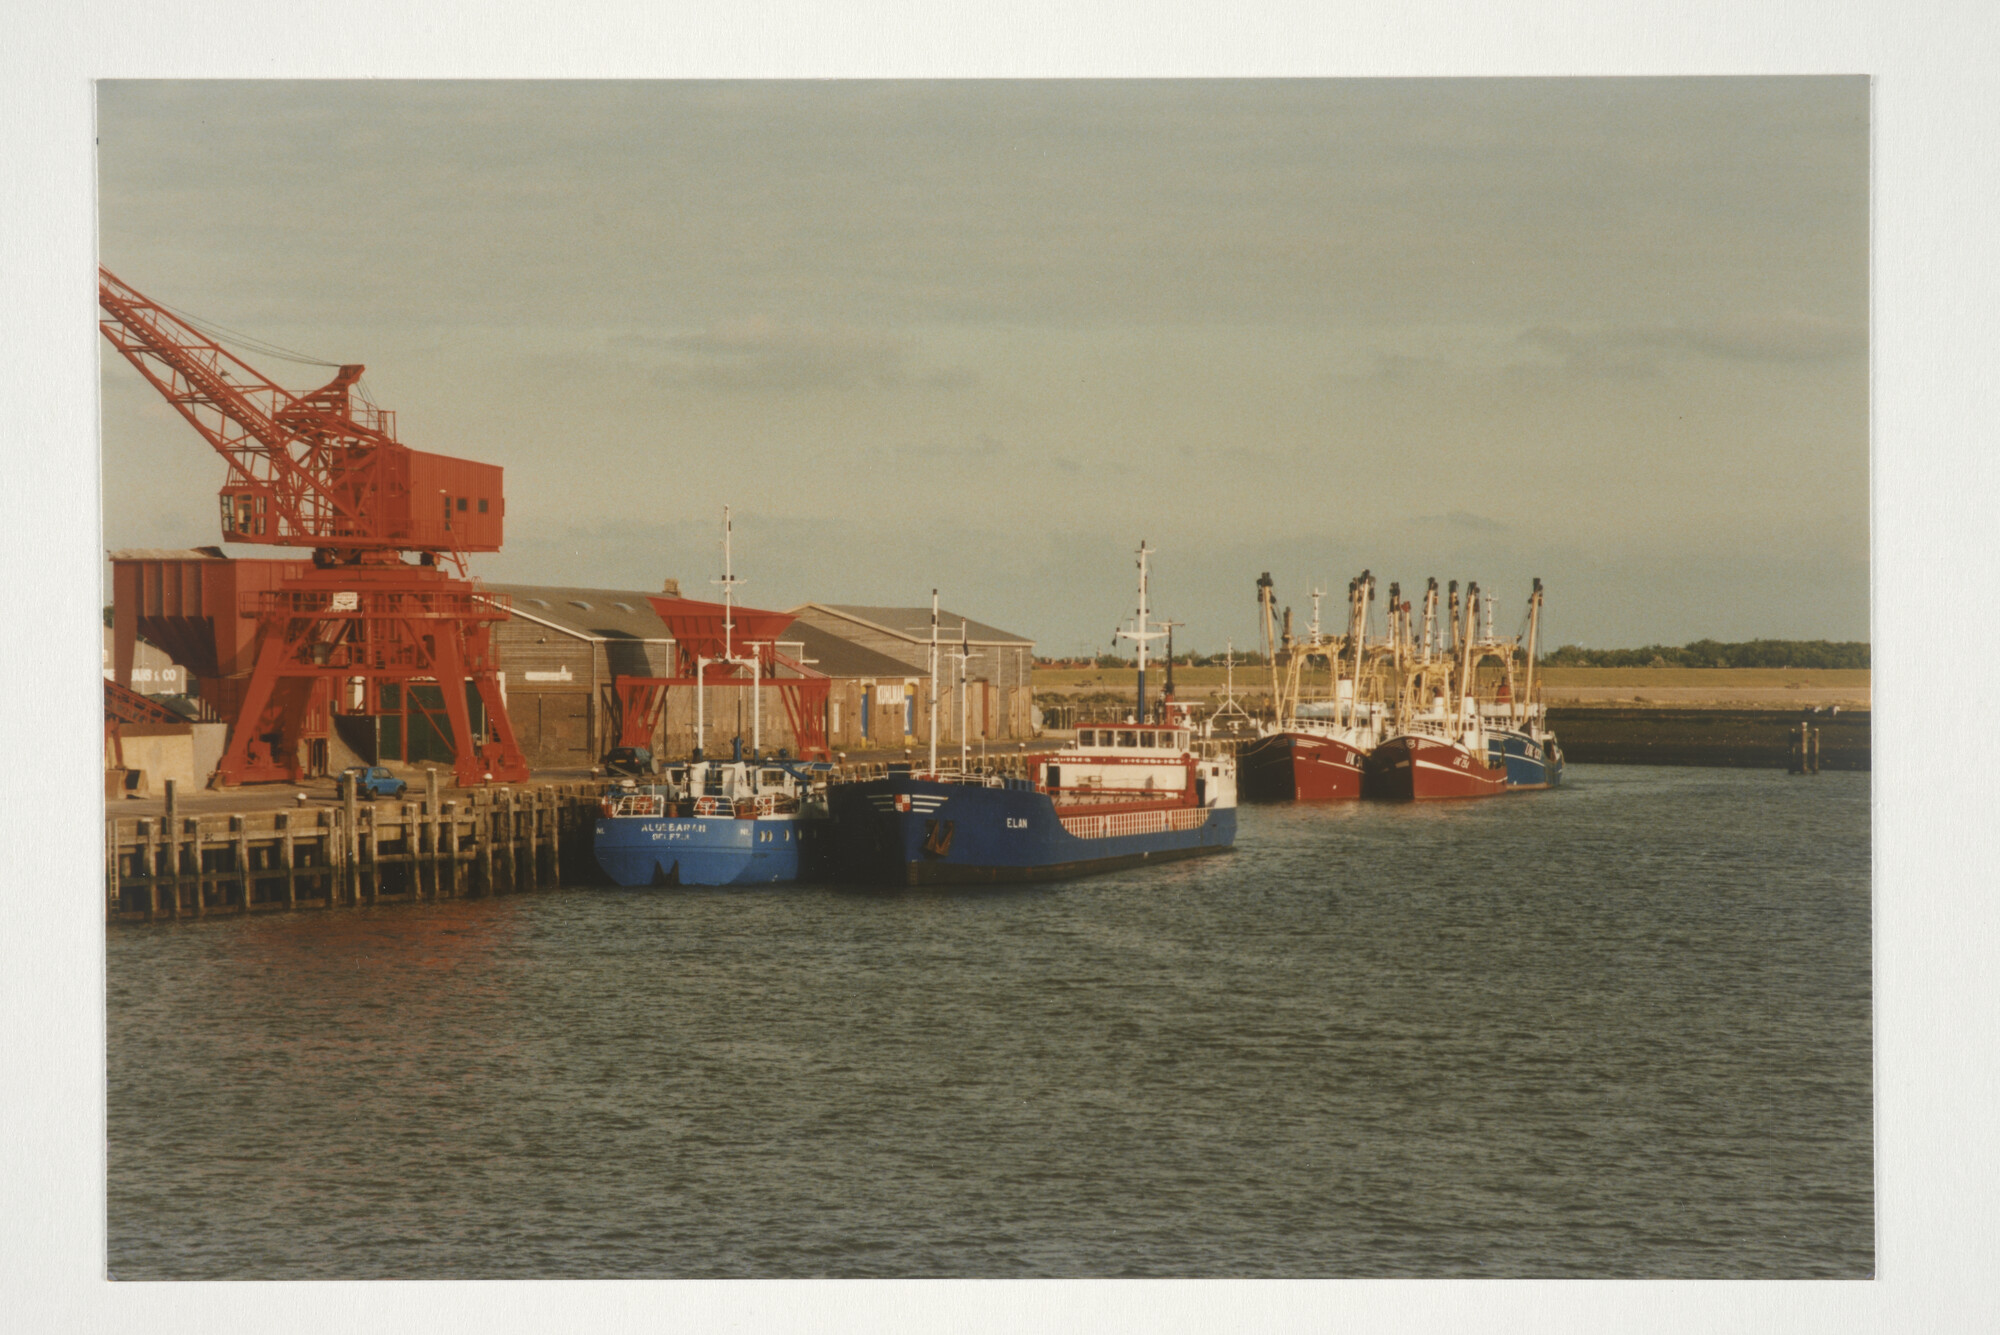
106;772;605;924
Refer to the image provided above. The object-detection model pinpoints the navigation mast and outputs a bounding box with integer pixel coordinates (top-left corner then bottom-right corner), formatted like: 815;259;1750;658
1115;540;1165;723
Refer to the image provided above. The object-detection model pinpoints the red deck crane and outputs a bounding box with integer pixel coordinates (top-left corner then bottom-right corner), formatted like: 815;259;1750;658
99;268;530;787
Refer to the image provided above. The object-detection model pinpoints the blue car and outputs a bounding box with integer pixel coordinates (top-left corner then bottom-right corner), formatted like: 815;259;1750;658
340;765;408;799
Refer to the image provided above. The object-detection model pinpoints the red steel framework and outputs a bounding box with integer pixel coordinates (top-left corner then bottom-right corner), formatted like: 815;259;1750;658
605;596;832;760
99;268;530;787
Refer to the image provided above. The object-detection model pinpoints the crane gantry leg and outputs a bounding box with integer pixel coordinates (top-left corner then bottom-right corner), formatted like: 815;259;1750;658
214;624;310;785
202;568;529;788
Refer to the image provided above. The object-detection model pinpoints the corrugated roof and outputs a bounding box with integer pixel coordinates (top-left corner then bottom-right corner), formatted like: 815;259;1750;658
486;583;920;679
799;604;1032;646
106;547;229;562
781;621;925;678
483;583;681;642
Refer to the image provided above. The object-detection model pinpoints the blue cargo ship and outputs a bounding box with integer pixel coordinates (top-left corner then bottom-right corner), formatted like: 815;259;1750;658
828;724;1237;886
594;756;832;886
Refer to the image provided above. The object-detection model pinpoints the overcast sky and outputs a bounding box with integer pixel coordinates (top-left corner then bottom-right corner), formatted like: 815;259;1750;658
96;79;1868;654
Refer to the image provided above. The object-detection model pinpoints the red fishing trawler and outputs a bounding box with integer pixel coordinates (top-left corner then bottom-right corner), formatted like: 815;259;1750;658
1362;577;1509;801
1238;573;1388;801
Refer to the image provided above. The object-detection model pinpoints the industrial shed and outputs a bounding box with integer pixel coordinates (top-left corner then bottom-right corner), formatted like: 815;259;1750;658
483;582;680;768
779;620;932;753
785;604;1037;743
487;586;1039;763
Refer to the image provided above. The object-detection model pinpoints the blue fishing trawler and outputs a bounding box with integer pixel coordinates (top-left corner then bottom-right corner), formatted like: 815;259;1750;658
1479;579;1564;792
1486;726;1565;790
594;751;832;886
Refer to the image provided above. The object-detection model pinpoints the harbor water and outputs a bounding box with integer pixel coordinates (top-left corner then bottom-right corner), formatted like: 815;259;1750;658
106;764;1872;1278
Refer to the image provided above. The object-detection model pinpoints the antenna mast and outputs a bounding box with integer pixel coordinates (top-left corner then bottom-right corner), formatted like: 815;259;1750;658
1115;540;1166;723
928;590;940;774
1523;578;1544;728
716;505;742;660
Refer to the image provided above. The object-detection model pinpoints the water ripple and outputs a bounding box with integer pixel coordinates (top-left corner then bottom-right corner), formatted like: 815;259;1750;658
108;765;1871;1277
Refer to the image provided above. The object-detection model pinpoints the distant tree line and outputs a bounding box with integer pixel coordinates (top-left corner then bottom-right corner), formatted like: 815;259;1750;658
1540;639;1870;669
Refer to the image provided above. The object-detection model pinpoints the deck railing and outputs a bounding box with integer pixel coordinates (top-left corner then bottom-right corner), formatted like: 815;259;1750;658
1059;806;1211;840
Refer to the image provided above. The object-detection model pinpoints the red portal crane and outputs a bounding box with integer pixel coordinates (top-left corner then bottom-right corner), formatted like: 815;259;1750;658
99;268;530;787
606;596;832;760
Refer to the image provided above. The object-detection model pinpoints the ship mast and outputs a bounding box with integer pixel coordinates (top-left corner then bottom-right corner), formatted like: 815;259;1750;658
957;617;970;772
1386;582;1402;675
1421;577;1438;665
1256;572;1280;721
1349;571;1372;729
1457;581;1479;740
1116;540;1165;723
1447;580;1460;658
928;589;940;775
717;504;740;661
1522;578;1544;729
696;505;746;761
1203;637;1248;732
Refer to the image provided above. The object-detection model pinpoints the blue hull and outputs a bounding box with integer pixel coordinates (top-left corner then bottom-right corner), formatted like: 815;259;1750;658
593;814;822;886
827;775;1237;886
1488;729;1565;791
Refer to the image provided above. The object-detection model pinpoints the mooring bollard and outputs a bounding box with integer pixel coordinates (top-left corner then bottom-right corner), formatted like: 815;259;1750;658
189;814;206;918
547;786;561;884
426;768;441;901
140;818;158;921
233;815;252;911
478;793;495;895
317;808;333;905
341;775;358;905
362;806;378;903
162;778;181;917
279;811;297;909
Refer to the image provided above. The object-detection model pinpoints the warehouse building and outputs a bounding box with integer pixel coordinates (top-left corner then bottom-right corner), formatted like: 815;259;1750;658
784;604;1038;744
485;585;1038;763
482;581;679;768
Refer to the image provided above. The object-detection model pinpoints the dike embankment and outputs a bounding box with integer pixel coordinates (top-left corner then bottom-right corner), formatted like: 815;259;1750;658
1546;707;1869;771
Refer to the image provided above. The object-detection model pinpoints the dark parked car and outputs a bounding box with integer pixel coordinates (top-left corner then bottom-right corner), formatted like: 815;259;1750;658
339;765;407;798
602;747;660;776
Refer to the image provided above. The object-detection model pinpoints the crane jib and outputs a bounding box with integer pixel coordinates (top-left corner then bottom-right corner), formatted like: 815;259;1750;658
98;267;505;557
